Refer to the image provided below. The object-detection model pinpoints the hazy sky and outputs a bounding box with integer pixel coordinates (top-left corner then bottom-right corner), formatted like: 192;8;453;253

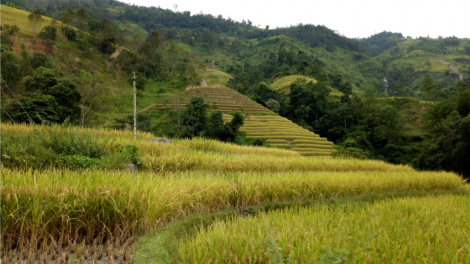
123;0;470;39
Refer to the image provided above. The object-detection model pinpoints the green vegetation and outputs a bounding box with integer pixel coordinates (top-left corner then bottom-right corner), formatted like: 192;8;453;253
1;2;469;172
0;5;66;37
2;121;464;262
272;75;318;92
272;75;344;100
199;68;232;86
2;2;470;264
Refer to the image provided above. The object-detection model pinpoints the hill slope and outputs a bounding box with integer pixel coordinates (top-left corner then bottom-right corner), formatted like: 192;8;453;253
199;69;232;87
272;75;344;100
0;5;65;37
145;86;335;156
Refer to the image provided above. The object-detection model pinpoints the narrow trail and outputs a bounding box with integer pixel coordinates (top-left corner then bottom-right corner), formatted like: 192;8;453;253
440;59;463;80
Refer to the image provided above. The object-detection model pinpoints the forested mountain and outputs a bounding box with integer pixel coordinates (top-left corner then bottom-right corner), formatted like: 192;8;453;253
358;31;406;57
1;0;470;177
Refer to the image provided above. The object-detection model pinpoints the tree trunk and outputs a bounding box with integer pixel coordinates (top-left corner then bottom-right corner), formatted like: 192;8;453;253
133;72;137;140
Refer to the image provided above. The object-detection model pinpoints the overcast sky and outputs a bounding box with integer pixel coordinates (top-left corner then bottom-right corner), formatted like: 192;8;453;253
123;0;470;39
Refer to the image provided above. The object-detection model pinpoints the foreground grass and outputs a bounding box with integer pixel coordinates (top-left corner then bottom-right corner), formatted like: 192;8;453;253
133;189;469;264
181;195;470;263
2;168;463;252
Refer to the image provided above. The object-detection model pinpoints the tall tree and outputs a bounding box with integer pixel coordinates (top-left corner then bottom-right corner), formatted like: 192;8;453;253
60;11;74;37
76;70;112;126
28;9;43;39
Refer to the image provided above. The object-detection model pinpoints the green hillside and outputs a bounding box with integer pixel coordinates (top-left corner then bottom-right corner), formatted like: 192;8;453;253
240;35;383;91
1;2;469;176
145;86;335;156
272;75;318;92
272;75;344;99
0;5;68;37
375;38;470;97
2;2;470;264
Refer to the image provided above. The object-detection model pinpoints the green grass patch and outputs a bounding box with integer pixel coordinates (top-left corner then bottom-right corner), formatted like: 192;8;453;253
199;69;232;87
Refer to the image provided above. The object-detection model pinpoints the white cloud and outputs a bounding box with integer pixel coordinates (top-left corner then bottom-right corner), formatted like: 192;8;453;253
125;0;470;38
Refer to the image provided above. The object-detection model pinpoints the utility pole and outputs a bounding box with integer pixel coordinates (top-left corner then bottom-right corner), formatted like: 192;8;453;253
133;72;136;140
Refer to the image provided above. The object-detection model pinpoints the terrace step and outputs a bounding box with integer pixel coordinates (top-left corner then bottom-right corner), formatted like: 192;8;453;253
146;87;335;156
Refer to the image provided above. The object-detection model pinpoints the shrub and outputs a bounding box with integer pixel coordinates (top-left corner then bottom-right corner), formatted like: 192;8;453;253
36;125;110;158
56;154;100;169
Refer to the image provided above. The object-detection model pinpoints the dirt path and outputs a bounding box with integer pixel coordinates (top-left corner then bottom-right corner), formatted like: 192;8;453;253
440;59;463;80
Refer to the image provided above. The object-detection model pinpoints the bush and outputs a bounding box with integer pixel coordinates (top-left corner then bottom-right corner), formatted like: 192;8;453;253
1;124;115;169
332;147;370;160
251;138;266;146
39;25;57;41
0;130;55;168
36;125;110;158
56;154;100;169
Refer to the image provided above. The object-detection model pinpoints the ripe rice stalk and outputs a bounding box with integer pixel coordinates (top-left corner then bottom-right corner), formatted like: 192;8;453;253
180;195;470;263
2;168;463;252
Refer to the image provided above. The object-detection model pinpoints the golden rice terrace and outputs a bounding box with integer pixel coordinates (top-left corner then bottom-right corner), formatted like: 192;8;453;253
145;86;335;156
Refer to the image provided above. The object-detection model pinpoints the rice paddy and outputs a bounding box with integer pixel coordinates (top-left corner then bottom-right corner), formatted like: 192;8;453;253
180;195;470;263
1;123;469;263
144;86;271;114
144;86;335;156
232;114;337;156
199;68;233;87
2;168;463;261
271;75;344;99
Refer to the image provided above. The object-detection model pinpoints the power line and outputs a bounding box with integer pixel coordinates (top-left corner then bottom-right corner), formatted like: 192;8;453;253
0;75;35;124
0;106;16;124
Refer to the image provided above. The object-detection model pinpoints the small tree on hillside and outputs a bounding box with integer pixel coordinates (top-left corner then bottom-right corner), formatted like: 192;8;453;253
295;105;310;127
60;11;74;37
265;98;280;113
420;74;436;104
181;96;208;137
38;25;57;54
77;70;112;126
28;9;43;39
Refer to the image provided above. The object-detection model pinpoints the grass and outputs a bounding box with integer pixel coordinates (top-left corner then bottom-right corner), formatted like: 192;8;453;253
199;68;232;87
134;189;468;264
2;123;409;173
180;194;470;263
2;167;462;253
1;5;72;37
2;123;469;263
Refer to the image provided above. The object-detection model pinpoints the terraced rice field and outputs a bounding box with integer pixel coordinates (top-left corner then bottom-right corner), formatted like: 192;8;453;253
272;75;343;99
144;87;335;156
272;75;318;92
199;69;232;87
2;124;469;264
223;114;335;156
143;86;271;114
